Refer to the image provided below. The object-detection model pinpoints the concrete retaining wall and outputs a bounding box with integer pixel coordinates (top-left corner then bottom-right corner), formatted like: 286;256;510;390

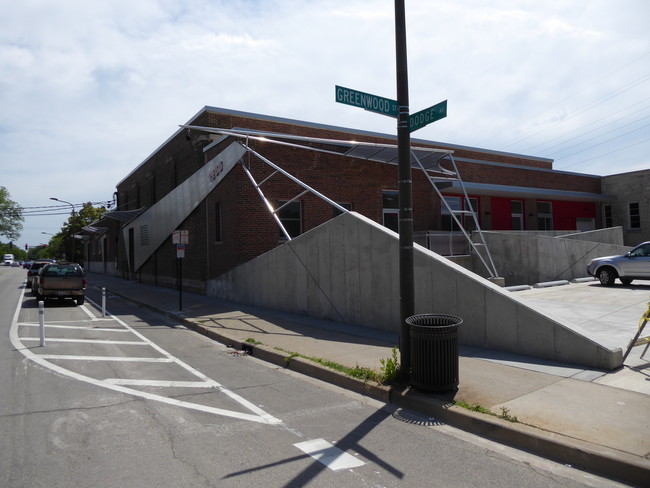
208;212;621;370
472;228;630;285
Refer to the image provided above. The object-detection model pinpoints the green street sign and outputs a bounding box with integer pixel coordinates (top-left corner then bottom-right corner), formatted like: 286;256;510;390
335;85;398;118
409;100;447;132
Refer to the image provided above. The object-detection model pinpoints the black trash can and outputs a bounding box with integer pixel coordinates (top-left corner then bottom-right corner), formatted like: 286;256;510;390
406;314;462;392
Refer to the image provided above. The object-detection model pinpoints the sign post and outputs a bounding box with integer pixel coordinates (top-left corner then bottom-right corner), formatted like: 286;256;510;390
394;0;413;380
335;2;447;383
173;231;188;311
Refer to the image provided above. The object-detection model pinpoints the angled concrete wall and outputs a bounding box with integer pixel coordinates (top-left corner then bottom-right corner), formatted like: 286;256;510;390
208;212;621;370
472;228;630;285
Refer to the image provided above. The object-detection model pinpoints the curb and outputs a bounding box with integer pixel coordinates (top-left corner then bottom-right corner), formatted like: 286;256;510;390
390;388;649;487
93;285;650;487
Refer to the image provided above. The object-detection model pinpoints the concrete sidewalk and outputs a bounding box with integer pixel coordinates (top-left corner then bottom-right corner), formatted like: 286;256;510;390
85;272;650;487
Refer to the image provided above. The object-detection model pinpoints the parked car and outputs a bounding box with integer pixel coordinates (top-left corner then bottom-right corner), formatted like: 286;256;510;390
587;241;650;286
26;259;56;289
34;263;86;305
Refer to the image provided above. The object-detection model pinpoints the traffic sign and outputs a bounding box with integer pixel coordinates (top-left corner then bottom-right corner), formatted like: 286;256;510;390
172;230;189;244
335;85;398;118
176;244;185;258
409;100;447;132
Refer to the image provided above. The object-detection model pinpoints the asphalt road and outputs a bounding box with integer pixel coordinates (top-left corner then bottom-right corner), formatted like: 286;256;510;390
0;266;628;487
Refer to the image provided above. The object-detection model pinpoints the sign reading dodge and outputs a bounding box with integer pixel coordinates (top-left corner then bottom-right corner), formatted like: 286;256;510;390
409;100;447;132
335;85;398;118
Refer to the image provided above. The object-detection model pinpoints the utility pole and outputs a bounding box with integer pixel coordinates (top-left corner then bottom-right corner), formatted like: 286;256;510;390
395;0;413;378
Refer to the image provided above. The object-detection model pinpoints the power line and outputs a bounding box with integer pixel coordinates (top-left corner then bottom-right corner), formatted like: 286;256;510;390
557;135;650;170
500;73;650;152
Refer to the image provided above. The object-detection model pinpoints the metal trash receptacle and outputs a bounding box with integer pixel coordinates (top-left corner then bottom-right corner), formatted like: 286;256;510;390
406;314;462;392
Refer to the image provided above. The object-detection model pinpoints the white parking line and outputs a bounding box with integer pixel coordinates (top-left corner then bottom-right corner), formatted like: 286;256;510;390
19;338;149;345
79;304;98;320
37;355;175;362
9;288;282;425
21;323;132;332
104;379;221;387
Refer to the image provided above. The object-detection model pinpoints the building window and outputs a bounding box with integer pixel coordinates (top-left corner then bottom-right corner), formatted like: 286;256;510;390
464;197;479;232
382;191;399;232
511;200;524;230
215;202;222;242
628;202;640;230
603;204;613;228
441;196;461;231
537;201;553;230
333;203;352;217
440;196;479;232
278;201;302;238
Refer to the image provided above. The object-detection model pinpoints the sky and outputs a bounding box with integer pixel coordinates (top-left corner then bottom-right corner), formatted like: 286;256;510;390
1;0;648;251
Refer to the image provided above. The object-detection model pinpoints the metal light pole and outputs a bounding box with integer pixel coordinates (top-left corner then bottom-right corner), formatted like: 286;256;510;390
395;0;413;378
50;197;76;262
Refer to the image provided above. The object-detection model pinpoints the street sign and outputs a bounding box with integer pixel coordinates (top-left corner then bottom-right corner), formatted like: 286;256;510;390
409;100;447;132
335;85;398;118
172;230;189;244
176;244;185;258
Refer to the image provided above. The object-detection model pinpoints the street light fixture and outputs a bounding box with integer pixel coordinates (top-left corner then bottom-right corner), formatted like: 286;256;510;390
50;197;76;262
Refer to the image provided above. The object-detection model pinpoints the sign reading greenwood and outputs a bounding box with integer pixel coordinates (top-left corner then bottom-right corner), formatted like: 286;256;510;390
336;85;447;132
335;85;398;118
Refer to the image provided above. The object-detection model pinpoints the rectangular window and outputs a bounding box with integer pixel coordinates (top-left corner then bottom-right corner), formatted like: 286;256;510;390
511;200;524;230
537;201;553;230
603;204;613;228
464;197;479;232
215;202;222;242
382;191;399;232
441;196;461;231
628;202;640;230
278;201;302;238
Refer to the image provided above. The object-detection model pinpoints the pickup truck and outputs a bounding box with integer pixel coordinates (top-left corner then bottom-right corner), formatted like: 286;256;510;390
35;263;86;305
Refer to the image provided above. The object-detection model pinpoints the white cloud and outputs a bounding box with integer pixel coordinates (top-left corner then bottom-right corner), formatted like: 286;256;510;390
1;0;648;248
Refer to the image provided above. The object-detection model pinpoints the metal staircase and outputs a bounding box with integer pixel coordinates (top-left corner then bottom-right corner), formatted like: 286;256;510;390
411;150;499;279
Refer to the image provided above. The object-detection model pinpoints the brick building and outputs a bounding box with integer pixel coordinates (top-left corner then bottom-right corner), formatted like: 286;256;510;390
84;106;611;292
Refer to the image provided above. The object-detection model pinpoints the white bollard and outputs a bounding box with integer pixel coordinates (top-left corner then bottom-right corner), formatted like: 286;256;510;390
102;287;107;317
39;300;45;347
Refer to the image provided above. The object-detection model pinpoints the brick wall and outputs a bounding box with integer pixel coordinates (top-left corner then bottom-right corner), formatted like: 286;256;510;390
113;107;607;286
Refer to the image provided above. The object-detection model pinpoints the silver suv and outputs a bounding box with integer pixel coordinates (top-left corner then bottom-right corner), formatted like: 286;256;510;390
587;241;650;286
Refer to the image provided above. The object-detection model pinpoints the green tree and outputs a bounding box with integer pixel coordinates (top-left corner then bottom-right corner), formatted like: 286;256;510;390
49;203;106;263
0;187;23;241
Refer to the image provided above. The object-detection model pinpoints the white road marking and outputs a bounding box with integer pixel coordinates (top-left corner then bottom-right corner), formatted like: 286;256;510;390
104;379;221;387
79;304;98;320
294;438;365;471
19;337;149;345
9;288;282;425
37;355;174;362
21;323;131;332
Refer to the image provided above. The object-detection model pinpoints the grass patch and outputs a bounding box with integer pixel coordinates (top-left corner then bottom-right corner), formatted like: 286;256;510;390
273;347;397;383
456;401;520;423
244;337;262;345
